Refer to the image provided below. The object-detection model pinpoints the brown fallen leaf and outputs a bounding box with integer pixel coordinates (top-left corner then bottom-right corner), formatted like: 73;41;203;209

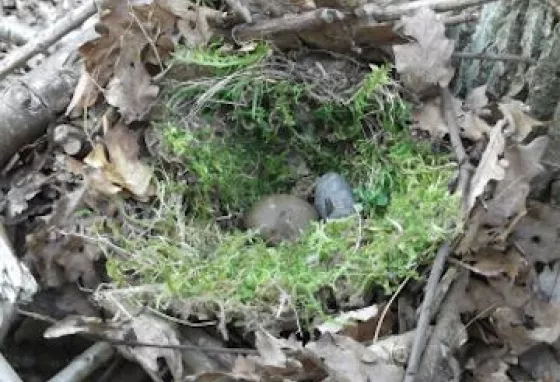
393;7;454;93
68;0;176;119
464;85;489;115
411;96;454;138
104;46;160;123
499;100;544;142
512;201;560;264
104;122;155;201
466;247;527;279
464;120;507;214
306;333;404;382
45;313;184;381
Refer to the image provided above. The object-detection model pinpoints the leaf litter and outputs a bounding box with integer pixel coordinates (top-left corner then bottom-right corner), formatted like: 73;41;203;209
2;1;560;382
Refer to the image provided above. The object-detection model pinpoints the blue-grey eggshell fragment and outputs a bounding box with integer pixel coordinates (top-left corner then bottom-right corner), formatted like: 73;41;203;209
314;172;355;219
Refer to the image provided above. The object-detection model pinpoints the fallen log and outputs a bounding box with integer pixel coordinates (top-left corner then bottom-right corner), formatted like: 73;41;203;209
0;29;93;167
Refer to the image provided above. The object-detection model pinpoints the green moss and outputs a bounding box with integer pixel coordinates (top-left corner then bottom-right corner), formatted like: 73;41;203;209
101;52;461;321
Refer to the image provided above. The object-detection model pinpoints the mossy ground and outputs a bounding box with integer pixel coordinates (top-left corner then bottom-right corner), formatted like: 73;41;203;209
102;43;461;323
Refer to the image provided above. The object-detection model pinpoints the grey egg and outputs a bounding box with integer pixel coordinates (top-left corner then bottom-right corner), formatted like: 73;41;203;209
245;194;318;244
314;172;355;219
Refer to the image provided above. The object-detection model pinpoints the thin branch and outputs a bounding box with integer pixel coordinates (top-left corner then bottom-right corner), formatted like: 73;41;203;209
440;86;474;208
0;0;97;80
233;8;345;41
356;0;497;21
234;0;494;41
373;276;410;342
452;51;537;64
403;241;451;382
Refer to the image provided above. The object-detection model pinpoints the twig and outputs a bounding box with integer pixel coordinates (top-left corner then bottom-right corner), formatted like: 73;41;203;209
17;307;259;355
0;17;36;45
0;0;97;80
47;342;115;382
356;0;496;21
233;8;345;41
0;352;23;382
452;51;537;64
403;241;451;382
235;0;493;41
373;276;410;342
439;86;474;209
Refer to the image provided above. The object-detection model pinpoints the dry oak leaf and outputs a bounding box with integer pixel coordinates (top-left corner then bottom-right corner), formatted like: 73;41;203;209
68;0;175;118
393;7;454;92
412;91;490;141
104;122;155;201
105;49;160;123
464;120;507;213
306;333;404;382
464;85;489;115
512;201;560;264
499;100;544;142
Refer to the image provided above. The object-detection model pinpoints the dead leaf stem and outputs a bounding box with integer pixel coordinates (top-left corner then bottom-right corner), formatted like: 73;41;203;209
403;241;451;382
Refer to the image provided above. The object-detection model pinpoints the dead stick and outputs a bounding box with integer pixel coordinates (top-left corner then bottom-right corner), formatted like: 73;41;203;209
403;241;451;382
356;0;496;21
235;0;493;41
452;51;536;64
440;86;474;208
0;0;97;80
234;8;345;41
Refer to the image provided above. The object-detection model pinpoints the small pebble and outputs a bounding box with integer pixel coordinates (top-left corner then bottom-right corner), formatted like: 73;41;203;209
314;172;355;219
245;194;318;244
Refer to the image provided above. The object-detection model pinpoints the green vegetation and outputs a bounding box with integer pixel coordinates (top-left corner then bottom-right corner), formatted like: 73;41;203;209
102;44;461;321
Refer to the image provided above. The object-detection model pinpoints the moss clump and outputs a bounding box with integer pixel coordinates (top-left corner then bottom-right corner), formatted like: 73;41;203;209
102;46;461;321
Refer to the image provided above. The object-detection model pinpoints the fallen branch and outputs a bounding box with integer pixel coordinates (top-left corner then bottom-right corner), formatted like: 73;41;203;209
0;0;97;80
403;241;451;382
234;0;494;41
440;86;474;207
234;8;345;41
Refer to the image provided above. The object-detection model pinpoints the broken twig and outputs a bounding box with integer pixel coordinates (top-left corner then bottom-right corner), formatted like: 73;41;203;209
0;0;97;80
403;241;451;382
235;0;493;41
